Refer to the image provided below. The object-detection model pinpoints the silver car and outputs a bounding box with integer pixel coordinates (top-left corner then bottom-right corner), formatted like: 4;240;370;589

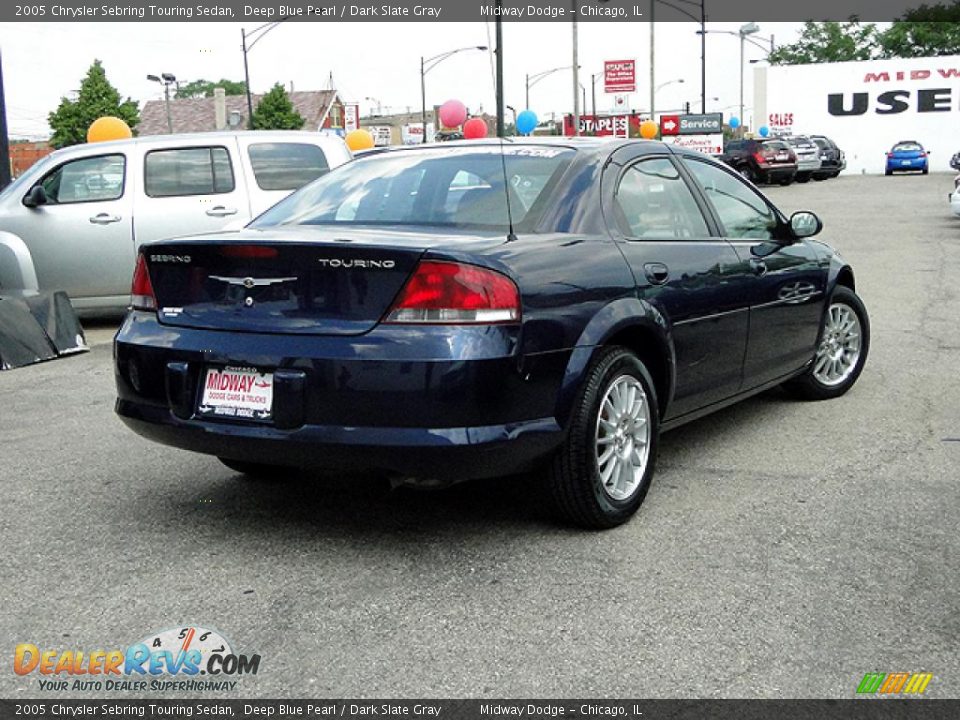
781;135;823;184
0;131;351;316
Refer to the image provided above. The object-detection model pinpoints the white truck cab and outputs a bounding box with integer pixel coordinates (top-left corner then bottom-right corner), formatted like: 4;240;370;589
0;130;352;316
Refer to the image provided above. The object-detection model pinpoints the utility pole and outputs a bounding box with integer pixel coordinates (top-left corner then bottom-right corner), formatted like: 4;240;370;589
495;11;504;137
649;0;655;122
242;29;254;129
572;0;580;136
0;50;11;190
700;0;706;113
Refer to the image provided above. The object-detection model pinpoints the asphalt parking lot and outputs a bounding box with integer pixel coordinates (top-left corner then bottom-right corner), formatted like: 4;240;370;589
2;172;958;699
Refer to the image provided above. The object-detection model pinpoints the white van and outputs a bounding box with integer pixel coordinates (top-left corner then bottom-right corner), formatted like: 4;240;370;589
0;131;351;315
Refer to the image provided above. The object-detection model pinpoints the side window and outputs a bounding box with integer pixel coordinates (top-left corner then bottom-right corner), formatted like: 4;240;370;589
684;159;777;240
248;143;330;191
144;147;235;198
613;157;709;239
38;154;125;204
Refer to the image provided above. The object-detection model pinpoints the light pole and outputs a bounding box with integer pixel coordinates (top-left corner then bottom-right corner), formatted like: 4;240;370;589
146;73;176;134
365;96;383;117
649;0;706;118
738;22;759;135
421;45;488;144
241;17;295;130
526;65;580;110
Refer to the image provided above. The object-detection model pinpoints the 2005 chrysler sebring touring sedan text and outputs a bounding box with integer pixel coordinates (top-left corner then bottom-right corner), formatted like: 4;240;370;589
114;139;870;529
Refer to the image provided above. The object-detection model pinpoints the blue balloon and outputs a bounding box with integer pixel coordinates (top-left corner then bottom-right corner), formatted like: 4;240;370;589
516;110;538;136
729;116;741;129
759;125;770;137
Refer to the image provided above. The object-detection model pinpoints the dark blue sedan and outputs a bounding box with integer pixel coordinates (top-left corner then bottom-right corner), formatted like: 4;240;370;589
114;139;869;528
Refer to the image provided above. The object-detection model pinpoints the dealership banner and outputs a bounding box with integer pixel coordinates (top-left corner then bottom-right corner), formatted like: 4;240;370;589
2;700;960;719
0;0;939;22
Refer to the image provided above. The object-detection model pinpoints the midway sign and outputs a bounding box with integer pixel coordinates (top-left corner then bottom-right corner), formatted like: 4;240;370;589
660;112;724;136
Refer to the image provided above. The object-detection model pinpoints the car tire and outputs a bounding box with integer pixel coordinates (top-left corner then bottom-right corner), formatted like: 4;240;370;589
796;173;811;183
885;169;893;176
922;167;929;175
783;286;870;401
739;166;756;183
218;457;293;479
813;175;827;182
547;346;660;529
779;177;793;186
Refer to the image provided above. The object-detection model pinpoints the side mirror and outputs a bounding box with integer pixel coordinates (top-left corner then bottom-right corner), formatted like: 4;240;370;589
22;186;48;208
790;210;822;239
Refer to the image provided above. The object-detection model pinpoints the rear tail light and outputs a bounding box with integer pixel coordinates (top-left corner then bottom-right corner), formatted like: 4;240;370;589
753;151;767;165
887;152;894;158
384;260;520;325
130;254;156;311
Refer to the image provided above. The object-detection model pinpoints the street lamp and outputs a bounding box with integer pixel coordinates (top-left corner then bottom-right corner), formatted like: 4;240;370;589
365;96;384;117
526;65;579;110
698;25;770;134
651;0;707;119
146;73;176;134
241;17;295;130
420;46;488;144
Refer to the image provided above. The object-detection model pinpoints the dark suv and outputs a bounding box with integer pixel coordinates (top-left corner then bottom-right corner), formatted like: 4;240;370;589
720;139;797;185
810;135;846;179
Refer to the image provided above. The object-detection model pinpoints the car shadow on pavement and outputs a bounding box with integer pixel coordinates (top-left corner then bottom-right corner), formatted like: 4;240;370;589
141;389;792;538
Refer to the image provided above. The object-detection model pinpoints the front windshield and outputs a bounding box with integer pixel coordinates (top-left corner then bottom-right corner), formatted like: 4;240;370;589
251;145;575;233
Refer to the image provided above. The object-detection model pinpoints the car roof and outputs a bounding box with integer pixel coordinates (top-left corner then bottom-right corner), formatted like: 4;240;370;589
44;130;346;160
353;136;679;161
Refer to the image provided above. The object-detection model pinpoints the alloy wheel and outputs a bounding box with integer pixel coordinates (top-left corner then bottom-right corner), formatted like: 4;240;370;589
595;375;652;501
813;303;862;386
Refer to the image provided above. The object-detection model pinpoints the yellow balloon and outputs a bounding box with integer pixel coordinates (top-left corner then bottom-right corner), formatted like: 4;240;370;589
345;129;375;152
87;116;132;143
639;120;659;140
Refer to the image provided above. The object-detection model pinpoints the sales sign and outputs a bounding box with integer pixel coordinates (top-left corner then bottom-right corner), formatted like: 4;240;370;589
604;60;636;94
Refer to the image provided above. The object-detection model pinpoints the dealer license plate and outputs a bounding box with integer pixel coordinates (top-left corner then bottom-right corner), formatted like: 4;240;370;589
198;366;273;421
901;160;912;166
776;152;788;160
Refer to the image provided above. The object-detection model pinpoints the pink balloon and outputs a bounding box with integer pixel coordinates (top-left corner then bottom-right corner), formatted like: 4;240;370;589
463;117;488;139
438;99;468;129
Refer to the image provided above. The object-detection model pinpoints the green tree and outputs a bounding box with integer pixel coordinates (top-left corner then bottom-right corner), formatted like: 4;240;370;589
250;84;305;130
174;78;247;100
768;21;880;65
47;60;139;148
879;3;960;58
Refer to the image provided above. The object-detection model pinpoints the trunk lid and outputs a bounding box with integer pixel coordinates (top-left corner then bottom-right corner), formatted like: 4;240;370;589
142;226;508;336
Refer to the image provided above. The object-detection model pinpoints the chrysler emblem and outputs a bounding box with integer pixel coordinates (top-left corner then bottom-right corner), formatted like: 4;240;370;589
209;275;297;288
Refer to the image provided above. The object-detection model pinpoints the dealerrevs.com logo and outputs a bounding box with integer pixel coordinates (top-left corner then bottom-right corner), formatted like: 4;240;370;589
14;626;260;692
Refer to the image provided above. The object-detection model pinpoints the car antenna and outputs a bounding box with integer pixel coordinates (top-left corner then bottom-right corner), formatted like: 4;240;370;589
498;137;518;242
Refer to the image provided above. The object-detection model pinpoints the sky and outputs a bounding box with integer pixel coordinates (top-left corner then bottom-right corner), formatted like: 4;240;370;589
1;21;809;138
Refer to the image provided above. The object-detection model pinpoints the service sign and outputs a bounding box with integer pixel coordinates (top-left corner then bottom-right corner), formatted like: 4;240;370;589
604;59;636;94
661;134;724;155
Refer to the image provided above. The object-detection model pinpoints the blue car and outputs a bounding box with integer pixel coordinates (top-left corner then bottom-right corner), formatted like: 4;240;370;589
114;139;869;528
885;140;929;175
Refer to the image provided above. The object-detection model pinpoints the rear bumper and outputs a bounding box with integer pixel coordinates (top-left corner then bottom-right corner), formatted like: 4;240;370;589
758;165;796;182
114;312;571;479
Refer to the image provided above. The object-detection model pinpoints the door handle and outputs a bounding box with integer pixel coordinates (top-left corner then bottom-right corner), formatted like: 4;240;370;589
206;206;238;217
750;259;768;277
89;213;121;225
643;262;670;286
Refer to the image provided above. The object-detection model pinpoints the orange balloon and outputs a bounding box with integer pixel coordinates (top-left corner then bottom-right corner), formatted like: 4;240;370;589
345;129;375;152
639;120;659;140
87;116;132;143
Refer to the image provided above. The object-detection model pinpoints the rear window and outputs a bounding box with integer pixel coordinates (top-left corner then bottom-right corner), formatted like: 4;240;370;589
251;145;575;232
144;147;235;197
248;142;330;191
759;140;789;152
893;142;922;152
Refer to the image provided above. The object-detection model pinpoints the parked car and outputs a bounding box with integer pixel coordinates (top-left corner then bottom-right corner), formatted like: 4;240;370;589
949;175;960;217
781;135;822;183
719;138;797;185
114;139;869;529
949;150;960;171
0;131;352;316
810;135;846;179
885;141;929;175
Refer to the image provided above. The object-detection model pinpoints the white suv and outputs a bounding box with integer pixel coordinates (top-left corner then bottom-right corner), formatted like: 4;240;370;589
0;130;351;316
